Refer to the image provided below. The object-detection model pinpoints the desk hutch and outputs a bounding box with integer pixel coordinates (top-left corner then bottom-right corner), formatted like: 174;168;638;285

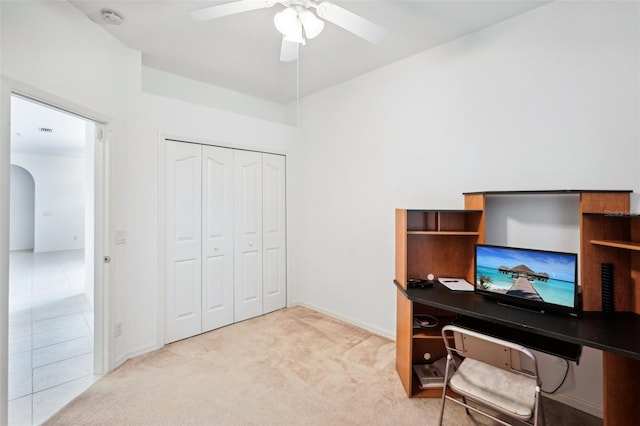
395;190;640;426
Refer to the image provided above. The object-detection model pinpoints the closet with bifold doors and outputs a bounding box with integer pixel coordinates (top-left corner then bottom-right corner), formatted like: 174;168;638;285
164;140;286;344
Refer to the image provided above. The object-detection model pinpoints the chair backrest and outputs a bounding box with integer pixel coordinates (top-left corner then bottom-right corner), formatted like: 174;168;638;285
442;324;538;379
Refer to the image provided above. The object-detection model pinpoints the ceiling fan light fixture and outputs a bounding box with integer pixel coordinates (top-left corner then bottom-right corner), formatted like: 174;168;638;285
274;8;298;36
299;9;324;39
274;6;322;45
284;19;305;45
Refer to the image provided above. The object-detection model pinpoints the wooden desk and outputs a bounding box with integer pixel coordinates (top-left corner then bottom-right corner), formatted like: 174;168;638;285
401;282;640;360
398;281;640;424
395;192;640;426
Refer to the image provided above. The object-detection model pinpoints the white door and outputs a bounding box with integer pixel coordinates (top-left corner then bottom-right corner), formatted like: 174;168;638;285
262;154;286;314
165;141;202;343
201;145;234;332
234;150;263;322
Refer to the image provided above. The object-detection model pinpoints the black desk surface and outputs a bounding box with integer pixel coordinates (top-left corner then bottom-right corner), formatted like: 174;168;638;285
401;281;640;361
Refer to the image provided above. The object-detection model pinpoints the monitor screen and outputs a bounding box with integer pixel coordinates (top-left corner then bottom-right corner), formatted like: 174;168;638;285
474;244;579;315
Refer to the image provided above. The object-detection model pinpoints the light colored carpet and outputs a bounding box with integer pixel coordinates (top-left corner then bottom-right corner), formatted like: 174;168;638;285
45;306;600;425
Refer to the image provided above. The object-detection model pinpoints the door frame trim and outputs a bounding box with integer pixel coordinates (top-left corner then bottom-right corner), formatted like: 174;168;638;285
0;77;112;424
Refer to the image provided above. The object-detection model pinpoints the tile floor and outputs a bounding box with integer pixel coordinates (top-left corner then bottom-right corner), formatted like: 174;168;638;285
8;249;99;425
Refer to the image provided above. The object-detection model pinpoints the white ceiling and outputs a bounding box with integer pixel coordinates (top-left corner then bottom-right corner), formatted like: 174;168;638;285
70;0;548;104
11;96;88;157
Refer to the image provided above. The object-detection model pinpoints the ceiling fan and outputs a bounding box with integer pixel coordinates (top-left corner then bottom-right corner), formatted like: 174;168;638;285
190;0;386;62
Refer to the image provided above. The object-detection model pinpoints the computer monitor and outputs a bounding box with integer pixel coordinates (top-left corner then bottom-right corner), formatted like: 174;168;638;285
474;244;580;316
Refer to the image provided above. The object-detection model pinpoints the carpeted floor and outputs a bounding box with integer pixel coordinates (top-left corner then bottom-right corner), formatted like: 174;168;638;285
46;306;601;425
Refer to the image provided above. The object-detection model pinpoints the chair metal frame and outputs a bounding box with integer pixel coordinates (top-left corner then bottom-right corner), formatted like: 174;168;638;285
438;324;543;426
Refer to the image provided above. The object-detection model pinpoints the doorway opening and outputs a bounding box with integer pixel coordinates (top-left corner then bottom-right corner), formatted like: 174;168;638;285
7;94;100;425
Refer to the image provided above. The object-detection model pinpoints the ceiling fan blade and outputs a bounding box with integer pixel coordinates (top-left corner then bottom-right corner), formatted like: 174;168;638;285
316;2;386;44
190;0;277;21
280;38;298;62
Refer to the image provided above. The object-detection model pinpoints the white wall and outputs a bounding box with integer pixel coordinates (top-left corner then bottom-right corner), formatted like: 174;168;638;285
0;1;296;416
293;0;639;338
116;91;296;363
1;1;133;392
142;66;291;125
1;1;132;420
291;0;639;416
11;153;85;253
9;165;35;251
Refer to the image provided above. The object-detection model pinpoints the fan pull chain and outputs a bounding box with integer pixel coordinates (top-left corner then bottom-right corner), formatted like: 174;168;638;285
296;45;300;129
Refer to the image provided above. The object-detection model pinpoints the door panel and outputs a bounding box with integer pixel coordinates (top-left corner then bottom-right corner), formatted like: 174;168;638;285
204;256;225;308
262;154;286;314
234;150;263;322
202;146;234;331
239;251;260;301
165;141;202;343
175;159;199;241
174;259;198;319
264;247;282;297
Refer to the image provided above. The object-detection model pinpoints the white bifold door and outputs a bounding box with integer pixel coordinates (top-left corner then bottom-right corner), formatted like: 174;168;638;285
261;153;287;315
202;146;235;332
165;141;286;344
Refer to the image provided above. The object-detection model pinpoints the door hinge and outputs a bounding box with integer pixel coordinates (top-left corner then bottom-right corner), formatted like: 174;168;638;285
96;127;103;140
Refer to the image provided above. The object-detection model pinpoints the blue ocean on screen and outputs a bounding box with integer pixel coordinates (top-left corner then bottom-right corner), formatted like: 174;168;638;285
475;245;577;308
476;266;575;307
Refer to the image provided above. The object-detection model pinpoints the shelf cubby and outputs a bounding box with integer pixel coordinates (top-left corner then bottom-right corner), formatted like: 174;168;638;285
395;208;484;397
406;210;482;234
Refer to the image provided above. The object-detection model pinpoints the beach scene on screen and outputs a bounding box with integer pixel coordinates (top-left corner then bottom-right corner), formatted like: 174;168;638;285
475;246;577;308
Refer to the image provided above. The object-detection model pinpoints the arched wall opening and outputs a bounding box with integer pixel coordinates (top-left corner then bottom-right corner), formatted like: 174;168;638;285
9;164;35;251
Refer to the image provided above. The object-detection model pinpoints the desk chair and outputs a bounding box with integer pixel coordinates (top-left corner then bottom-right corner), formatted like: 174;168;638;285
438;325;542;426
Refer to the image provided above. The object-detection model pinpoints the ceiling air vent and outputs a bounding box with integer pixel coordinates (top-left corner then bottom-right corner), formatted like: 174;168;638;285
39;127;53;133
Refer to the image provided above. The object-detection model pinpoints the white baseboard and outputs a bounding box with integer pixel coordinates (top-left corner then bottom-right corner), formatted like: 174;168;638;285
112;343;163;371
290;301;395;341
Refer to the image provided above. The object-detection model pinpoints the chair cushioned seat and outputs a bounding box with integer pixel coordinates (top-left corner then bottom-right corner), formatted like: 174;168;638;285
449;358;536;420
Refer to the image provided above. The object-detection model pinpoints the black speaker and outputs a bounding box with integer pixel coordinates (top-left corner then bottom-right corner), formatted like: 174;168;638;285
601;263;615;313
